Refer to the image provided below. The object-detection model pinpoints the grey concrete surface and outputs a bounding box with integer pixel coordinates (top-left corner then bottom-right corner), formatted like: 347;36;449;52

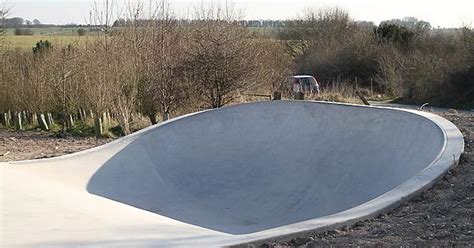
0;101;464;247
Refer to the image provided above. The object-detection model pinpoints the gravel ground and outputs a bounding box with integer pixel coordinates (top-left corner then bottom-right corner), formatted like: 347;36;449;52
0;129;111;162
1;110;473;246
248;112;473;247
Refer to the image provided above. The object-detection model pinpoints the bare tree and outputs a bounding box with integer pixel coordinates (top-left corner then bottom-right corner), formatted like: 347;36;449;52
80;42;117;136
104;2;151;135
279;8;354;58
10;49;55;130
83;0;129;136
252;39;294;97
0;52;16;122
0;2;10;120
139;1;191;123
49;44;83;133
185;4;259;108
0;2;10;51
186;22;260;108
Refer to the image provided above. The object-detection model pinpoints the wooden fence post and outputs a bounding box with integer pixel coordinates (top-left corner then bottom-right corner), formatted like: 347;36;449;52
356;91;370;106
272;91;282;100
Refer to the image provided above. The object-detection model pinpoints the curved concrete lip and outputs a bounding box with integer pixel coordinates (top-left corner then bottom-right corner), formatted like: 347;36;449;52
0;101;464;247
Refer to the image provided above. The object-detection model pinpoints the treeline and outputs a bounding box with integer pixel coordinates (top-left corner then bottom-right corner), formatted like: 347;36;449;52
0;5;292;137
279;9;474;108
1;17;41;28
13;28;34;35
1;5;473;138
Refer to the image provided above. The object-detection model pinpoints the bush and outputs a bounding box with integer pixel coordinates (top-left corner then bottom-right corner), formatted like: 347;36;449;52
14;28;34;36
374;23;414;51
77;28;86;36
280;9;473;108
444;66;474;108
32;40;53;54
399;28;474;108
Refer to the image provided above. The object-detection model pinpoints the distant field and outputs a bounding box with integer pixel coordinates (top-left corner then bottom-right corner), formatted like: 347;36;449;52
2;27;99;51
4;35;92;51
5;27;88;36
248;27;281;37
3;26;278;51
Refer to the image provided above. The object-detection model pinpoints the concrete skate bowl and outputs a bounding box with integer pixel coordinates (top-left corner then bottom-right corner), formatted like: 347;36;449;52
86;101;464;238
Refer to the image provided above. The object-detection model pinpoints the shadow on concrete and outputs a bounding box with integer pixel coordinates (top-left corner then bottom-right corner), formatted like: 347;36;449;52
86;101;445;235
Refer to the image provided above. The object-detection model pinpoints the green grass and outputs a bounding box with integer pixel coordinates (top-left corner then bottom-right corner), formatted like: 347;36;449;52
65;122;96;137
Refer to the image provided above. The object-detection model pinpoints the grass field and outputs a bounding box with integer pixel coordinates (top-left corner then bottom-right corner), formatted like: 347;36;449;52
2;27;100;51
3;26;278;51
3;35;92;51
5;27;87;36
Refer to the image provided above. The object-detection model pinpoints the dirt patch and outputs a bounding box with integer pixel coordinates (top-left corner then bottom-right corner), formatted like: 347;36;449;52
248;112;473;247
0;129;112;162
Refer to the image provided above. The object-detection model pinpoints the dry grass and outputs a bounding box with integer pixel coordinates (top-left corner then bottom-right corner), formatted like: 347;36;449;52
3;35;91;51
310;82;362;104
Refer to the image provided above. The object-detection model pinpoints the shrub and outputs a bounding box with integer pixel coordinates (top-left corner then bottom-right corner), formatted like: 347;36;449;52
14;28;34;35
444;66;474;108
77;28;86;36
32;40;53;54
374;23;414;51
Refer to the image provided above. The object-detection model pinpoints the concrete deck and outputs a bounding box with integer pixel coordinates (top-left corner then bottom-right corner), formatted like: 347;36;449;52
0;101;464;247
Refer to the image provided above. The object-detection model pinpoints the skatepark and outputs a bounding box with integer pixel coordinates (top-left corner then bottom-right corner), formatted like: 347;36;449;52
0;101;464;247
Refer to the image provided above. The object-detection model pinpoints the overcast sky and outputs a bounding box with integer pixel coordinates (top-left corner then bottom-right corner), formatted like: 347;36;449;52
6;0;474;28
